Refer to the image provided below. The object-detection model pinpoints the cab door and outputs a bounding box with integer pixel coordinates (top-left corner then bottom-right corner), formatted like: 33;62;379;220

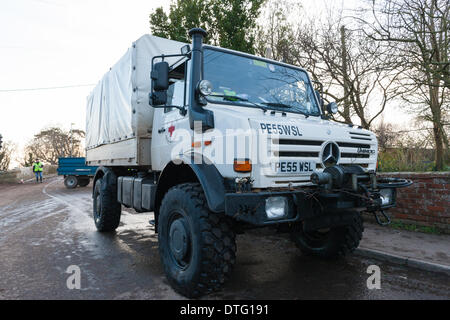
151;61;191;170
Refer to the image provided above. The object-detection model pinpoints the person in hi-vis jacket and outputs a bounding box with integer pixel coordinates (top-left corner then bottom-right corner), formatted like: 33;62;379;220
32;159;44;183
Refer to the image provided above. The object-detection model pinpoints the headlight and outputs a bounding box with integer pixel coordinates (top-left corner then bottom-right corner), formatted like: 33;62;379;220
265;197;288;220
327;102;338;114
198;80;213;96
379;188;394;206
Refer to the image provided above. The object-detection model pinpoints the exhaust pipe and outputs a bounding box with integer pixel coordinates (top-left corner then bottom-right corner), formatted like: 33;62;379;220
188;28;214;131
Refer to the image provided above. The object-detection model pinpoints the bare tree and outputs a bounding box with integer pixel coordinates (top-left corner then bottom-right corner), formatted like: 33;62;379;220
255;0;300;62
25;127;85;165
21;152;34;168
357;0;449;170
299;20;406;129
0;141;16;172
373;119;398;151
256;1;404;129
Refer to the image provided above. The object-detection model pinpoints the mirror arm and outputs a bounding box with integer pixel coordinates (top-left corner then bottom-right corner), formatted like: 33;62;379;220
153;104;187;116
174;105;187;116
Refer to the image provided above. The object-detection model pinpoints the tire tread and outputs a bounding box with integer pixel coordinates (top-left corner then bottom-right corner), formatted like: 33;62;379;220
93;177;121;232
292;211;364;259
158;183;236;298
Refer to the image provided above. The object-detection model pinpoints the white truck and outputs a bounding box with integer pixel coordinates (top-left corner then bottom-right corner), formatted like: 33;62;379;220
86;28;411;298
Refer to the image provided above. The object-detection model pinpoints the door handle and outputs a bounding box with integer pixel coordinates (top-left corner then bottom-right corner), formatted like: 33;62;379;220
158;128;166;134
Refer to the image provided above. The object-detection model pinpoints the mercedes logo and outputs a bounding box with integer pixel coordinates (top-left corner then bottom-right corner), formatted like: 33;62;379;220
322;142;340;167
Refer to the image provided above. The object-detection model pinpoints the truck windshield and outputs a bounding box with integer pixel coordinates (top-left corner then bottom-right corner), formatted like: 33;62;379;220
203;48;321;116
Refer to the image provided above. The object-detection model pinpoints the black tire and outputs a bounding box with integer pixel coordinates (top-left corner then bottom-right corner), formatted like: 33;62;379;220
291;211;364;259
158;183;236;298
93;177;121;232
64;176;78;189
78;178;90;187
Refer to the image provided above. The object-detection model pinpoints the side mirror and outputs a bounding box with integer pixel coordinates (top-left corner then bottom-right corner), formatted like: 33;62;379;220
151;91;167;106
151;61;169;91
150;61;169;106
327;102;338;115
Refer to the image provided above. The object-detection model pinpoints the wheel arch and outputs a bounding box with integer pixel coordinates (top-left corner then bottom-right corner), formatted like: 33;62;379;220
154;158;226;227
92;167;118;198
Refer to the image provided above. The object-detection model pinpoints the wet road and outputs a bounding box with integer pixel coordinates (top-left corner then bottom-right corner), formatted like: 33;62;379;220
0;177;448;300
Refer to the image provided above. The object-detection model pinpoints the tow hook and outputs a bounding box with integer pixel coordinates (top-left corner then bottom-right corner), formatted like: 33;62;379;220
373;210;391;226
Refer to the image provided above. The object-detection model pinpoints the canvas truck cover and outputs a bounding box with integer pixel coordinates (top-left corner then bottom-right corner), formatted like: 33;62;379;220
86;35;186;166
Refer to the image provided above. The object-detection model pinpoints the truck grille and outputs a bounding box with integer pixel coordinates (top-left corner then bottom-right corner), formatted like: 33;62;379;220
273;139;323;146
349;131;372;141
337;142;371;149
341;153;370;159
275;151;319;157
271;139;323;159
270;137;375;167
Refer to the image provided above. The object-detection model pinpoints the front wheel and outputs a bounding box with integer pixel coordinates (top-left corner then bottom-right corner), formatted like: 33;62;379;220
291;211;364;259
158;183;236;298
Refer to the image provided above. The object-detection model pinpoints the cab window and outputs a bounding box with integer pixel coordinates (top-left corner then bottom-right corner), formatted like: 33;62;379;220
165;61;187;113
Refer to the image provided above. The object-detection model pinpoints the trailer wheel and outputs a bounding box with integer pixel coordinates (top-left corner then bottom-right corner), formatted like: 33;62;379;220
158;183;236;298
78;178;90;187
291;211;364;259
64;176;78;189
93;177;121;232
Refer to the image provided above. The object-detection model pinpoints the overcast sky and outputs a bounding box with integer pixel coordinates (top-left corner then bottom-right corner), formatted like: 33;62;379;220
0;0;165;153
0;0;409;165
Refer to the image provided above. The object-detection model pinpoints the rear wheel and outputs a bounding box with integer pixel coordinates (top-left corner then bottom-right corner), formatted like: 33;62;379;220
158;183;236;298
78;178;90;187
93;176;121;232
291;211;364;259
64;176;78;189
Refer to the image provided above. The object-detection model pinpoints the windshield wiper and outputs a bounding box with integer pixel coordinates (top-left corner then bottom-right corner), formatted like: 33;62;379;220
260;102;314;118
208;94;269;112
260;102;293;109
210;94;249;102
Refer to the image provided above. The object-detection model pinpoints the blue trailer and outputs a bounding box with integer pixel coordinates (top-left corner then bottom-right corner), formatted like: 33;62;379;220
57;157;98;189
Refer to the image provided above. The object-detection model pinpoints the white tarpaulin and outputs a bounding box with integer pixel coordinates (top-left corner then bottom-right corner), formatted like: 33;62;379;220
86;35;186;149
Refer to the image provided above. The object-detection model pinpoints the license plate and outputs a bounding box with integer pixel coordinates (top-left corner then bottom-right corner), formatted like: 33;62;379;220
273;161;316;174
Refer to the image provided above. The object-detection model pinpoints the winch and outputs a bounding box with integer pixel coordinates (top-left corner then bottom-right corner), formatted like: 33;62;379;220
310;165;413;226
311;165;376;191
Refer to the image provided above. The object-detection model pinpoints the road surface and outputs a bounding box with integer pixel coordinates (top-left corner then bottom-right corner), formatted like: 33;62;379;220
0;177;448;300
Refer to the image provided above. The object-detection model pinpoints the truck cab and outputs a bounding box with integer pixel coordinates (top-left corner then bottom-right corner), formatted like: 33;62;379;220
87;28;411;298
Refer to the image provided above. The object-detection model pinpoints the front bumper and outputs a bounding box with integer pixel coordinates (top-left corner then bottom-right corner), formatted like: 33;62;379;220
224;187;397;227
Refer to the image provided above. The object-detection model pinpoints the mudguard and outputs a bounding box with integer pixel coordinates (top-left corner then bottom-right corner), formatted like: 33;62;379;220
179;154;226;213
92;167;117;198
